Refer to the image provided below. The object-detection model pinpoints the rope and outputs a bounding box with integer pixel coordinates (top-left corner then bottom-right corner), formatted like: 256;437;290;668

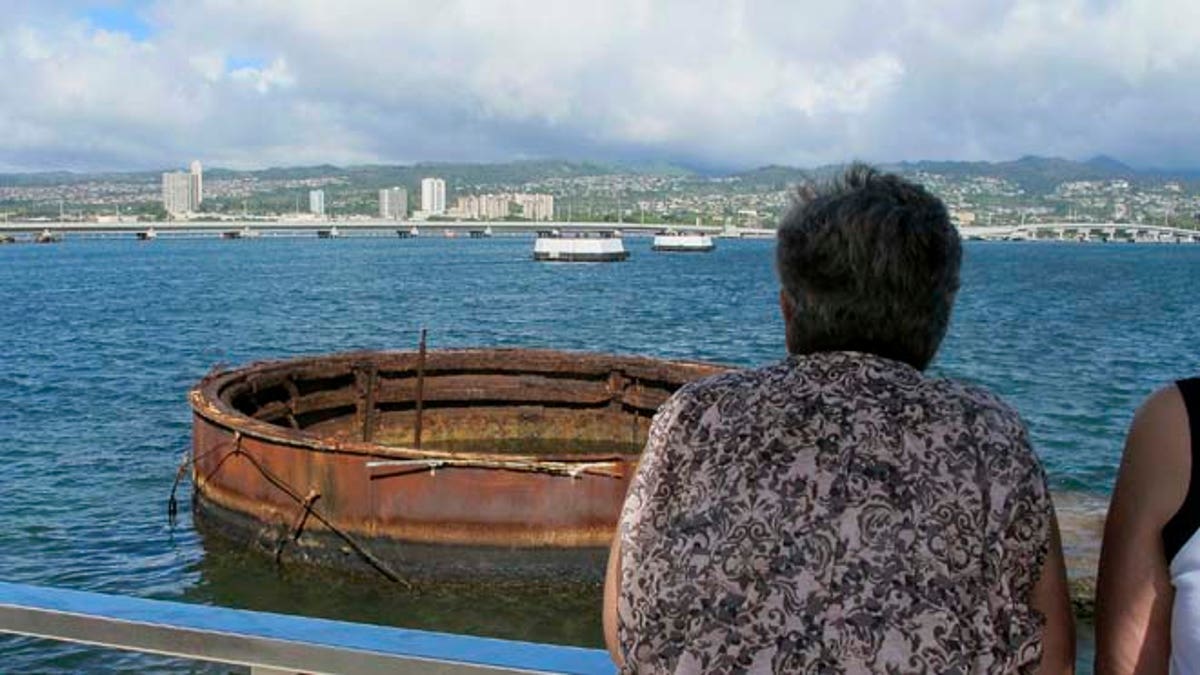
229;445;412;589
174;432;412;588
167;432;242;524
274;488;320;564
175;433;627;584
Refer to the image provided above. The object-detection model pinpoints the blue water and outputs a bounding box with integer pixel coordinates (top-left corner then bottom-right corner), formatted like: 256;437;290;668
0;236;1197;670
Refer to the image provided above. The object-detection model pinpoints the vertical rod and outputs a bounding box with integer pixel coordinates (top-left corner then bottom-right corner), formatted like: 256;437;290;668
361;366;378;442
413;329;427;449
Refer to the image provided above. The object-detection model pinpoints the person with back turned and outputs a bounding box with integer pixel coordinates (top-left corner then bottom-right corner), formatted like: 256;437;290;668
602;164;1074;673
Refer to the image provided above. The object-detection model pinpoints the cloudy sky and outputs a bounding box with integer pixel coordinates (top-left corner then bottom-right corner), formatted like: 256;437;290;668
3;0;1200;172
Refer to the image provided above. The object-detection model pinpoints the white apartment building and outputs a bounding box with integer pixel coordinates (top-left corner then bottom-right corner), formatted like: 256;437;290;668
421;178;446;215
189;160;203;211
309;189;326;216
162;171;192;216
163;159;204;216
454;194;510;220
379;187;408;219
515;193;554;221
452;193;554;221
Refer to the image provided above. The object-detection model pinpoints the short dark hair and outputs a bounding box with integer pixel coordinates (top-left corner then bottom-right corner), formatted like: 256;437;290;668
775;163;961;370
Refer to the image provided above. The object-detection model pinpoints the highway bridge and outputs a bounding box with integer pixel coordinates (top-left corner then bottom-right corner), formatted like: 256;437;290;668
4;218;1194;244
959;222;1200;243
0;219;777;240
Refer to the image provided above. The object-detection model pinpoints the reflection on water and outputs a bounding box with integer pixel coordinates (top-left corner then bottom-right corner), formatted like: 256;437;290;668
183;491;1107;661
186;534;605;648
4;238;1193;670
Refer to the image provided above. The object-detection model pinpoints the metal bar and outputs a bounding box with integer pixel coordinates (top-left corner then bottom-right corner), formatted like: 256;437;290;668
353;366;368;440
362;366;378;442
414;329;428;449
0;582;613;675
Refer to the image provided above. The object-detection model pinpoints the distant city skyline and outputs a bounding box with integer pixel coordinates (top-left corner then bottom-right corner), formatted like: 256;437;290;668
7;154;1198;232
4;2;1200;173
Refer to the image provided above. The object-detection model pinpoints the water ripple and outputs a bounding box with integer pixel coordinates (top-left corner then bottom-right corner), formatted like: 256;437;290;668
0;237;1197;669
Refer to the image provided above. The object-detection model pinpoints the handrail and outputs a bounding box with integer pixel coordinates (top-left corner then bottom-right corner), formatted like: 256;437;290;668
0;581;614;674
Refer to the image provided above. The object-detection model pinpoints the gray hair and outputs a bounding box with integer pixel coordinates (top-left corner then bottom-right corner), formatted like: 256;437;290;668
775;163;961;370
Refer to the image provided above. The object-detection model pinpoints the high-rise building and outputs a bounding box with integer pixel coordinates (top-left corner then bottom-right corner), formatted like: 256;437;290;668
162;159;203;216
162;171;192;216
379;187;407;219
189;160;203;211
309;190;326;216
421;178;446;215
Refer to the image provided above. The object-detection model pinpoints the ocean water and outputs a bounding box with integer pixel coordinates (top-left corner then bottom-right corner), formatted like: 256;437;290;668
0;236;1197;671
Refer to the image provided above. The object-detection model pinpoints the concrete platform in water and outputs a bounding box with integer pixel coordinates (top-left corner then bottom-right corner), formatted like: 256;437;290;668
533;230;629;262
651;230;715;252
189;348;725;582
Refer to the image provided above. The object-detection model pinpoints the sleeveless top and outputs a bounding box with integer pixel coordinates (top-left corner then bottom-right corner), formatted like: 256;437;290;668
617;352;1052;674
1165;378;1200;674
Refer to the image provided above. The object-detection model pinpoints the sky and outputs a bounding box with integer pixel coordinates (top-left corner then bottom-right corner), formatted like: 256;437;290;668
3;0;1200;172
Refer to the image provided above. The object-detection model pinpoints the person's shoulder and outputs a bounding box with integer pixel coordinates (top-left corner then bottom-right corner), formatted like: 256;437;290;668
1126;383;1190;461
928;377;1026;433
1139;381;1190;417
673;360;789;403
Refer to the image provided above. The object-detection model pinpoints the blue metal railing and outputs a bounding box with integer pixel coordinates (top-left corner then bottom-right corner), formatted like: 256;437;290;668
0;581;615;674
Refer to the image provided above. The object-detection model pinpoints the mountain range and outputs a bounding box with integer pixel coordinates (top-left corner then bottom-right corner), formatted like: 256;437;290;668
3;156;1197;196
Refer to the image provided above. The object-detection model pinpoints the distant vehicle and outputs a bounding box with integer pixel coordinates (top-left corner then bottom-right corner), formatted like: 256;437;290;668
222;226;260;240
34;229;62;244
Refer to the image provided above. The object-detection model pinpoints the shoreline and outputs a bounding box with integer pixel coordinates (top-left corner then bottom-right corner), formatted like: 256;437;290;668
1054;491;1107;618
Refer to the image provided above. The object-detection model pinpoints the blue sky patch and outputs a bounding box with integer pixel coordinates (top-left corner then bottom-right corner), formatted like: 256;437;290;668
227;56;267;72
83;4;153;41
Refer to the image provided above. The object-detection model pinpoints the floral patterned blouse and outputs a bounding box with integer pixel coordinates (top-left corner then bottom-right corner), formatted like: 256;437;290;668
617;351;1051;674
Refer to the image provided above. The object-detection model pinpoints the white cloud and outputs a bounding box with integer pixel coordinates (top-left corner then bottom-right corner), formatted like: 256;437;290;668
2;0;1200;171
229;57;295;94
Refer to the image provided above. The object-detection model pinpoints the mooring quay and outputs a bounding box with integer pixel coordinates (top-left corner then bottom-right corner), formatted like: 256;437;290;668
0;581;613;673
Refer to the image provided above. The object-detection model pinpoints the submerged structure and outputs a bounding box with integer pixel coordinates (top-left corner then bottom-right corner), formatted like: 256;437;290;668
189;347;724;582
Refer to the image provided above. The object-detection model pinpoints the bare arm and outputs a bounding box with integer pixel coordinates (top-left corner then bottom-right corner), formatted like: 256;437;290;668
603;533;623;667
1034;513;1076;674
1096;386;1190;675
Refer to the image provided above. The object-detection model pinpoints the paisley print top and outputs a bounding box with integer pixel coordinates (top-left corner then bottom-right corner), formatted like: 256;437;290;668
617;351;1051;674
